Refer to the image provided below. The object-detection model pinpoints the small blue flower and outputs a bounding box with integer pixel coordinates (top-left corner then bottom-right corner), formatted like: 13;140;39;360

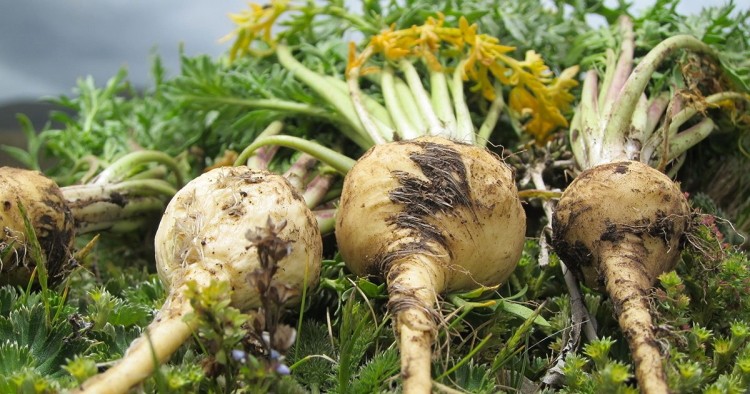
231;349;248;363
275;363;291;375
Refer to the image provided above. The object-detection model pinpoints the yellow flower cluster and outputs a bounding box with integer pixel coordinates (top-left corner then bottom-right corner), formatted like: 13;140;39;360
349;14;579;142
225;1;579;142
223;0;289;60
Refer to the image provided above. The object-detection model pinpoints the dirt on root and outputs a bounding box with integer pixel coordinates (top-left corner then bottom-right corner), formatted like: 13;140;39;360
381;141;472;270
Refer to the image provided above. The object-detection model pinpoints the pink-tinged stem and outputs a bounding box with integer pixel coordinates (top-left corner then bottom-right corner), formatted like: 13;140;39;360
246;145;280;170
313;208;336;234
243;120;284;169
303;173;336;208
644;93;670;138
284;153;318;191
602;16;635;116
603;35;717;146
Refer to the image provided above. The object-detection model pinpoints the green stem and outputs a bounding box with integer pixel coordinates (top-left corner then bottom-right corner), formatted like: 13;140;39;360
643;92;670;141
311;5;380;34
444;295;496;334
491;302;546;373
394;76;427;133
667;118;716;162
288;354;337;371
630;94;650;142
450;61;474;143
69;155;102;184
435;334;493;380
667;92;750;138
382;66;420;139
314;208;336;235
234;135;356;175
179;95;331;120
430;69;457;135
602;35;718;148
346;49;388;146
62;179;177;203
568;100;586;169
92;151;184;187
517;189;563;200
476;84;506;146
321;185;342;204
324;76;393;129
400;60;442;136
601;16;635;117
105;218;151;233
17;202;50;321
276;45;374;148
127;166;167;181
579;70;603;169
71;196;166;234
642;91;750;164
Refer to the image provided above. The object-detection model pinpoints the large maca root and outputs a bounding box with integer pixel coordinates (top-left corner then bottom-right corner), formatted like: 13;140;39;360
336;137;526;393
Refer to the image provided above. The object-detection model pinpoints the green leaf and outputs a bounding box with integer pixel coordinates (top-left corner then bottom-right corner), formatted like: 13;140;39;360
500;301;550;327
86;287;152;329
0;146;36;169
438;359;497;394
337;296;382;391
354;278;386;299
0;303;90;378
0;341;35;378
87;323;142;361
0;286;21;316
288;320;335;389
350;347;399;393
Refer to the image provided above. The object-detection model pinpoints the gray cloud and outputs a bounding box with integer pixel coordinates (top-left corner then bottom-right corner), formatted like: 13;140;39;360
0;0;241;103
0;0;739;104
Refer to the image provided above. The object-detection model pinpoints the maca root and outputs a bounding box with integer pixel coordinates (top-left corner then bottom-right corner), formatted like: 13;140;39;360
553;160;691;394
336;136;526;393
0;167;76;287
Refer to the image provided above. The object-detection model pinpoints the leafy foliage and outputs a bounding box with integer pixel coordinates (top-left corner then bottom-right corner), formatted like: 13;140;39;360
0;288;90;392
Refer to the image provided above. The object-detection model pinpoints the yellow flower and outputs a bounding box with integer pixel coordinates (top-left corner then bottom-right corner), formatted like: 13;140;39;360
508;65;580;142
224;2;580;143
347;14;579;142
548;66;580;112
224;0;289;60
463;28;516;100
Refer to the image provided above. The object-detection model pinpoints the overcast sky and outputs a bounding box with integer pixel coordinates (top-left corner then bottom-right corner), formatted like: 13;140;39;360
0;0;743;105
0;1;242;104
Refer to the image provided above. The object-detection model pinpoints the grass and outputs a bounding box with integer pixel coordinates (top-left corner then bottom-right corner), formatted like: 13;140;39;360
0;210;748;392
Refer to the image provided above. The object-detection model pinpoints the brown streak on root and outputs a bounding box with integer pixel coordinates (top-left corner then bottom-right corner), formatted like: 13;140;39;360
385;141;473;261
613;162;631;174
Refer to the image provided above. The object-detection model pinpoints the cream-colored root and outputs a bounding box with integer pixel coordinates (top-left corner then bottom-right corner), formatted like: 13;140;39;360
397;309;435;394
76;292;195;394
387;257;445;394
601;240;670;394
